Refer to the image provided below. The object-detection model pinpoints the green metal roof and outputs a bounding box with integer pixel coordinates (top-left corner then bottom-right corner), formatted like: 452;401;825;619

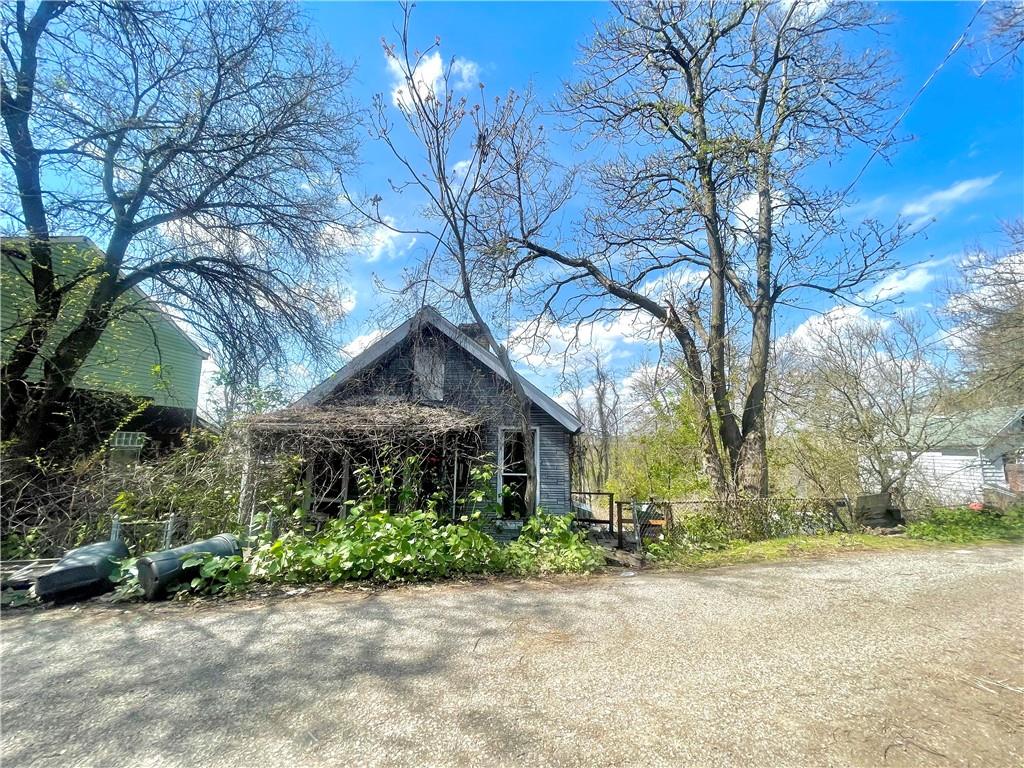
925;406;1024;449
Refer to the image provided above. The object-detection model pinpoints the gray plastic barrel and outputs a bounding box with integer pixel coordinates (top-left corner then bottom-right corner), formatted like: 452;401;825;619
35;540;129;603
137;533;242;601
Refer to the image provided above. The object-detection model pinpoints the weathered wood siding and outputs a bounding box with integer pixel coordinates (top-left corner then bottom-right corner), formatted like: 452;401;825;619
327;326;576;526
532;404;572;515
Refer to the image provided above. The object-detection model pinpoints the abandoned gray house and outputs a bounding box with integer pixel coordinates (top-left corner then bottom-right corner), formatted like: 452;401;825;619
242;307;582;535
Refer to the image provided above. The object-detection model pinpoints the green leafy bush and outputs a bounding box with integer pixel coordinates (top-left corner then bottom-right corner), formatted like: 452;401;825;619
906;506;1024;543
251;508;503;584
177;553;250;597
101;457;607;599
648;512;730;561
500;511;605;575
249;457;504;583
0;529;45;560
250;507;604;586
109;557;144;601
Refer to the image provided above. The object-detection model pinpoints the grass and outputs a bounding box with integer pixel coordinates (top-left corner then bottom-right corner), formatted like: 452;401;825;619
647;533;927;570
905;506;1024;543
647;505;1024;572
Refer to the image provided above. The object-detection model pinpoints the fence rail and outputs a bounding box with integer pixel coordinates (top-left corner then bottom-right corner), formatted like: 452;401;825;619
571;491;615;530
579;496;850;551
650;497;847;539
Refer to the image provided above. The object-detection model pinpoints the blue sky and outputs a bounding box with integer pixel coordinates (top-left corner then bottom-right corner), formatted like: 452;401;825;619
225;1;1024;406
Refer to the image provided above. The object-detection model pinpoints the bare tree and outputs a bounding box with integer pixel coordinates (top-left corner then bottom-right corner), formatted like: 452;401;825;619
484;0;904;498
783;312;953;508
562;351;620;492
973;0;1024;72
1;0;358;455
351;3;574;511
946;220;1024;401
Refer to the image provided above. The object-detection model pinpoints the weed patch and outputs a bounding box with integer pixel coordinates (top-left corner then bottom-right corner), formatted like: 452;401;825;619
906;506;1024;543
649;533;926;570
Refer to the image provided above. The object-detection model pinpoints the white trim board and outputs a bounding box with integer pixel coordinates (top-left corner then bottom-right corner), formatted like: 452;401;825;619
498;425;541;510
295;306;583;433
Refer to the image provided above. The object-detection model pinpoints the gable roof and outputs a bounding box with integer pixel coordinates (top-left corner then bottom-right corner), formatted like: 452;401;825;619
3;236;209;360
925;405;1024;450
297;306;583;433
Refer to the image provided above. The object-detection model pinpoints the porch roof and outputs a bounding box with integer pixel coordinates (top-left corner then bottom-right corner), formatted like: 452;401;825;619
244;401;482;438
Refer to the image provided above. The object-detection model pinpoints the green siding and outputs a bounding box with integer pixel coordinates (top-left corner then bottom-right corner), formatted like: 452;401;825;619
1;239;206;409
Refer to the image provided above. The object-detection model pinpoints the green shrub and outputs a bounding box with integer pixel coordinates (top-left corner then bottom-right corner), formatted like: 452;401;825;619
669;512;729;550
0;529;45;560
500;511;606;575
250;509;605;585
250;508;503;584
648;511;731;562
109;556;144;601
248;456;504;584
906;506;1024;543
177;553;250;597
103;456;607;598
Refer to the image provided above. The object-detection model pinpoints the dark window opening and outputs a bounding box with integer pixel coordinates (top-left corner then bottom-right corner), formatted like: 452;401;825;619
500;428;538;519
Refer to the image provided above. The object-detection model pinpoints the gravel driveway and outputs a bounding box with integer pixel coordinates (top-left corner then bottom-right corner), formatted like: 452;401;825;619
2;545;1022;767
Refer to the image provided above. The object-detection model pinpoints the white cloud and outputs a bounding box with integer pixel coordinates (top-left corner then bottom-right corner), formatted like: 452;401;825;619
639;268;702;302
733;191;790;235
779;0;832;21
387;51;480;109
340;328;388;359
620;362;676;400
508;311;664;373
327;218;415;263
782;305;873;353
900;174;1000;230
735;193;761;226
366;221;406;262
945;248;1024;323
860;258;950;302
451;159;473;179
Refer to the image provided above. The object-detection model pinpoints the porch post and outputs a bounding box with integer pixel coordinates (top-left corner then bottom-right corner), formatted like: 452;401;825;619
238;429;257;530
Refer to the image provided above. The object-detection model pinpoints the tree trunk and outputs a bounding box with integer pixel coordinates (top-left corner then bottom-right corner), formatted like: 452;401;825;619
735;423;768;497
665;310;730;498
1;2;72;446
8;229;130;455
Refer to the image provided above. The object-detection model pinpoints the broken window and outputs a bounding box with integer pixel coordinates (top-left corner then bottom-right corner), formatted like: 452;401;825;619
499;428;539;519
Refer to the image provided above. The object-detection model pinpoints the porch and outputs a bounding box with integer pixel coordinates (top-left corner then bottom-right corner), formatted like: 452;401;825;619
241;401;486;528
570;492;670;552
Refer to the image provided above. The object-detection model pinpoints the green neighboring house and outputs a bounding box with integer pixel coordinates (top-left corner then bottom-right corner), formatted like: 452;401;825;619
2;236;208;449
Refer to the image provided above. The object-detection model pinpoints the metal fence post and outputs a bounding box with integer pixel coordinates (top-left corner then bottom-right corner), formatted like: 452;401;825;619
162;513;176;549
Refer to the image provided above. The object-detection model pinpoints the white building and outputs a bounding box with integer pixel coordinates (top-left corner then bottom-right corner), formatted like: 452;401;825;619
911;406;1024;506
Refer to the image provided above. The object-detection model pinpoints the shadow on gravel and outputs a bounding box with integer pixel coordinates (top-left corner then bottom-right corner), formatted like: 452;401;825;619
1;585;585;767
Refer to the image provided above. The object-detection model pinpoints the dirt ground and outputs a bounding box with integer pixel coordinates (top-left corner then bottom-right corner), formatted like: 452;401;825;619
2;544;1022;767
